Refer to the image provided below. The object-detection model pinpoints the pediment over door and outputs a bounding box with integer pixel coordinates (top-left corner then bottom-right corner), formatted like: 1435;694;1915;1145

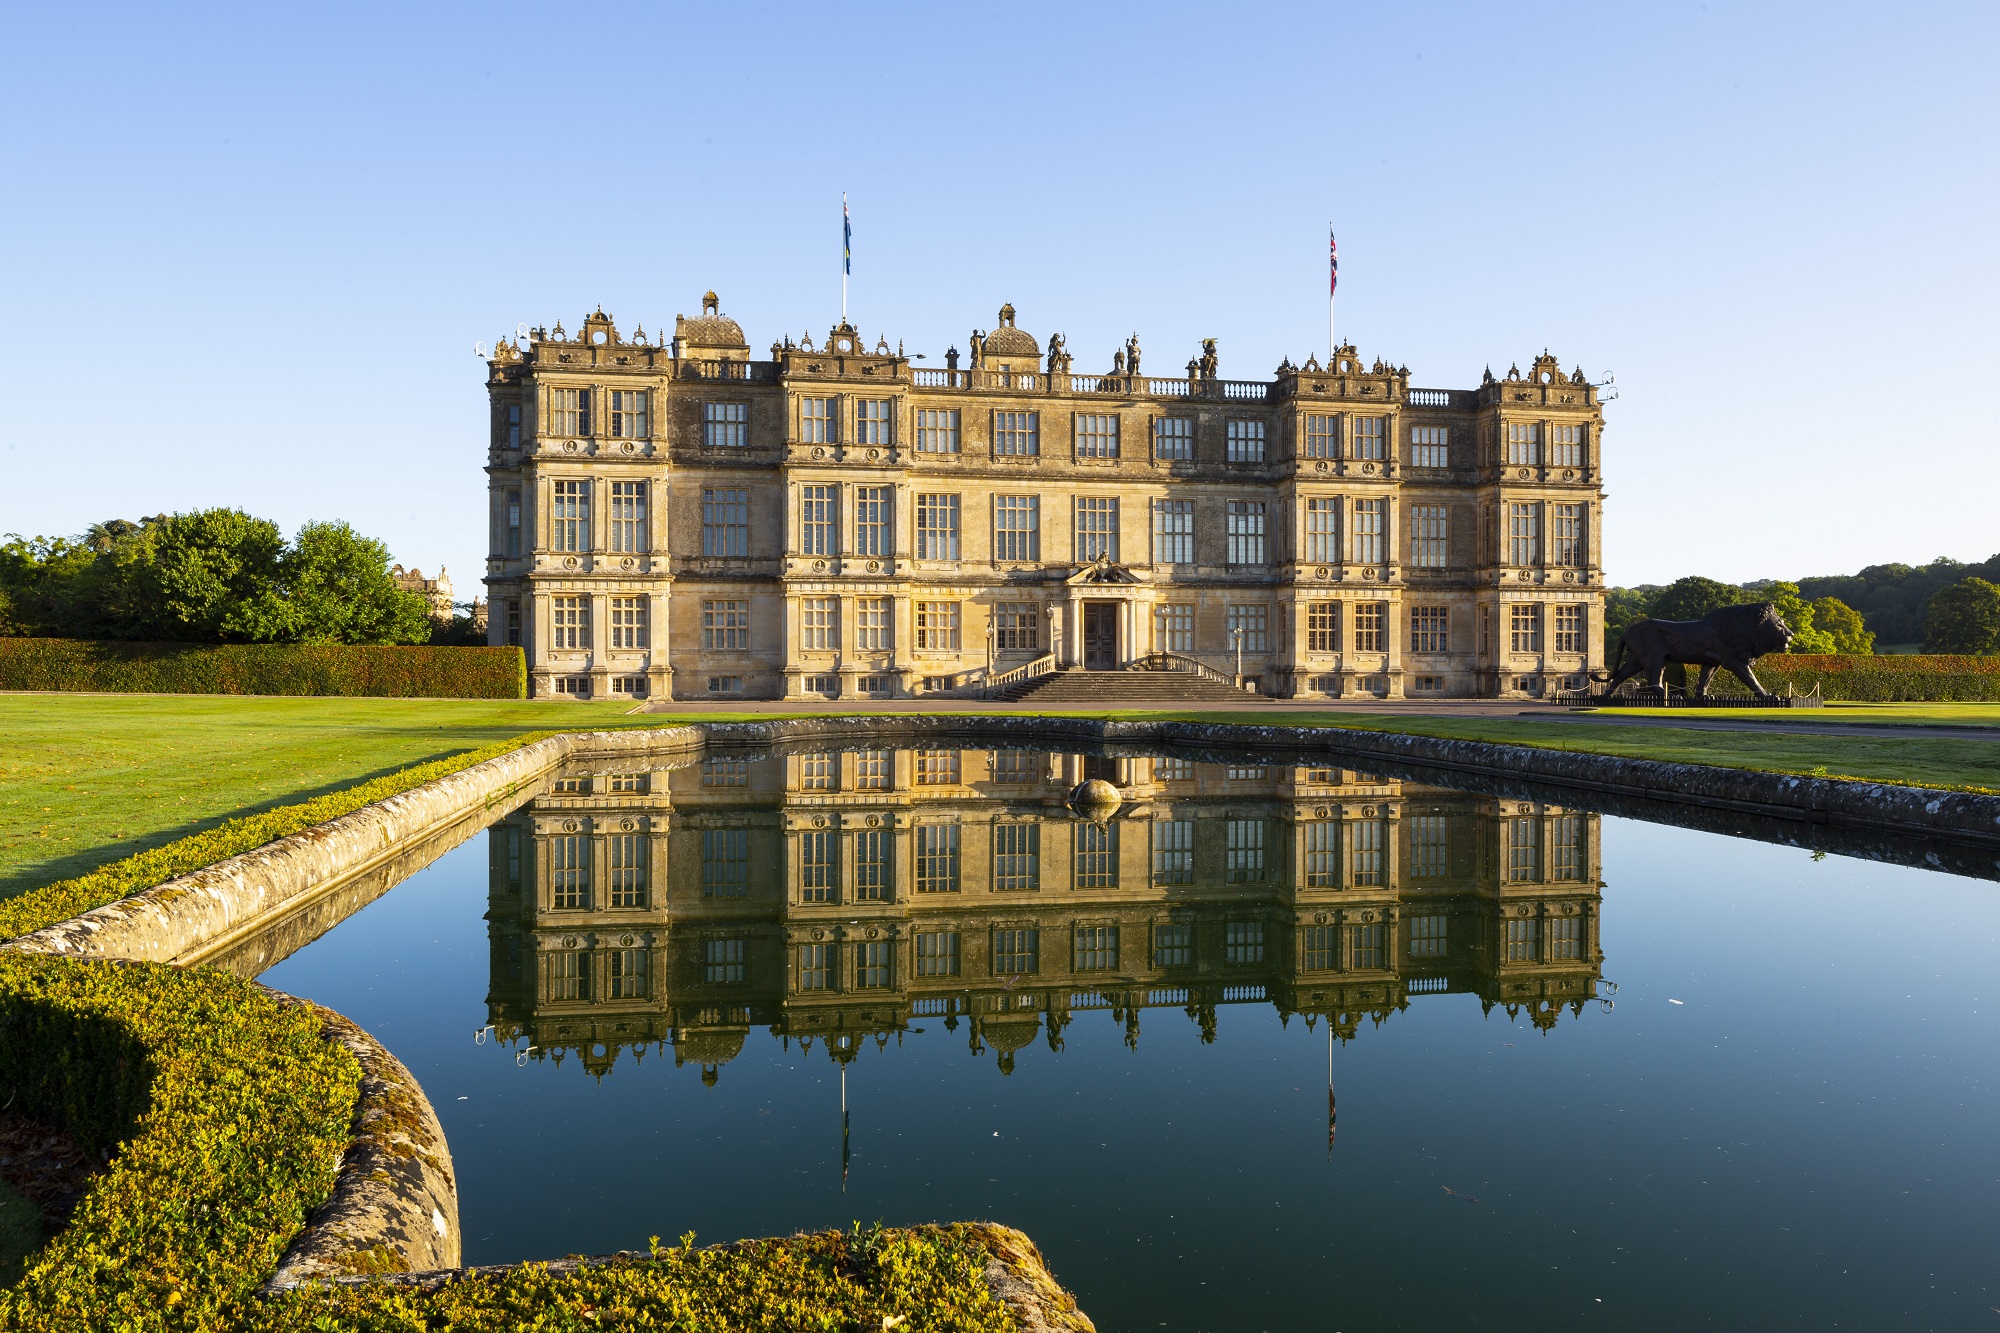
1067;555;1144;585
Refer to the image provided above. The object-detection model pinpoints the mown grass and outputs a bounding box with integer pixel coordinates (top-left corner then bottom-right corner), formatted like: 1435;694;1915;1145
1590;701;2000;726
6;694;1999;905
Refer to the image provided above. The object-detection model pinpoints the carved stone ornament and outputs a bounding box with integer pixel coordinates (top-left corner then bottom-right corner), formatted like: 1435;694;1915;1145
620;818;636;831
866;815;882;827
1314;806;1330;820
1315;567;1329;579
868;448;880;460
1563;468;1576;480
620;933;636;947
1361;910;1376;923
1362;806;1376;817
866;927;879;939
621;557;636;570
621;441;635;454
563;819;580;832
812;929;826;941
813;560;827;572
564;556;580;569
1563;570;1577;583
813;446;826;459
1314;912;1329;924
1517;467;1530;478
1315;459;1329;471
562;935;579;949
1363;568;1377;580
1362;461;1377;474
867;560;881;572
564;440;579;453
813;815;829;828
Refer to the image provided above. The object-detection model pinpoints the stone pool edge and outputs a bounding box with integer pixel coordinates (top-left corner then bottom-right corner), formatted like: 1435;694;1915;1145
6;713;1995;1287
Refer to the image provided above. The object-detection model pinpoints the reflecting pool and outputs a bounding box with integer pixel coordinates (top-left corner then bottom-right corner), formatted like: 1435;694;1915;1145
257;746;2000;1330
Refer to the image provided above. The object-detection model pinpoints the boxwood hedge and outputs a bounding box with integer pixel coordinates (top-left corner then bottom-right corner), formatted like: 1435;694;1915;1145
0;638;525;699
1753;653;2000;702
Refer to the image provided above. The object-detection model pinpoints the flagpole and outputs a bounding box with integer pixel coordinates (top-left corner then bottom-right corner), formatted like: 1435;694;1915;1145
841;193;850;324
1328;225;1337;361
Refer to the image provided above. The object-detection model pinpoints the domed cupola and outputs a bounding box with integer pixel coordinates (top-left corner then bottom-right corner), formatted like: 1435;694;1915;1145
974;303;1042;370
674;291;750;361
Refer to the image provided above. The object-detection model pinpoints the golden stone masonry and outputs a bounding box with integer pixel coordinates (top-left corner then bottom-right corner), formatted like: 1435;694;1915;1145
483;296;1606;701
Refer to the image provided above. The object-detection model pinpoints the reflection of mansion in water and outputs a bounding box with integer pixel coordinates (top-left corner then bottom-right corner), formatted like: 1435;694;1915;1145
486;751;1604;1079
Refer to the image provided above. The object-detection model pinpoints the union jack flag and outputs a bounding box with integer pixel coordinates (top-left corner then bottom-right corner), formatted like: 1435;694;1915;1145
1329;227;1338;297
843;195;852;276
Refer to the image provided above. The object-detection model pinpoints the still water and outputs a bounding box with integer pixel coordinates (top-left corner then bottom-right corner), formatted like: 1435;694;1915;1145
259;747;2000;1330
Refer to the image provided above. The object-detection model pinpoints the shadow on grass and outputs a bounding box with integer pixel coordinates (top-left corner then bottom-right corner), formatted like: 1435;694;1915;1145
0;746;499;904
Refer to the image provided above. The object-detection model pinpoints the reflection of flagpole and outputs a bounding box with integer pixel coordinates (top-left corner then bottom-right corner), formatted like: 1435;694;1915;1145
841;1062;850;1193
1327;1021;1336;1157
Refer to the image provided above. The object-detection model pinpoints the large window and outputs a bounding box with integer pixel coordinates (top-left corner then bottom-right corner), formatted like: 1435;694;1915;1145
1226;419;1266;463
854;940;894;988
1509;503;1539;567
1553;814;1587;880
1225;501;1266;566
1551;424;1585;467
1073;823;1119;889
915;408;960;453
1151;820;1193;885
608;481;646;553
550;835;588;908
552;480;589;553
799;829;837;903
1225;818;1265;884
1554;604;1585;654
915;601;959;650
1307;602;1339;652
994;495;1039;562
1510;604;1543;653
796;942;838;991
800;396;836;444
1154;416;1193;461
1505;918;1541;961
1350;818;1384;887
1549;915;1583;960
1073;925;1119;971
856;399;891;445
504;488;522;558
549;387;589;436
547;951;587;1001
1353;602;1385;653
917;494;960;560
551;595;589;650
1506;816;1542;882
802;597;838;651
700;828;749;897
1075;413;1120;459
855;828;890;900
1152;499;1193;564
994;602;1039;651
1552;503;1584;567
800;485;837;555
992;928;1039;974
1411;424;1449;468
1351;498;1383;564
1153;921;1192;967
994;410;1039;457
1352;415;1386;461
1302;925;1338;970
1225;921;1265;965
1411;504;1448;568
1226;604;1268;652
1350;922;1386;969
1305;497;1338;563
857;597;891;651
915;824;960;893
1408;913;1447;958
703;938;746;984
855;486;890;555
1154;603;1194;652
914;930;960;977
853;750;891;791
1410;816;1449;879
992;823;1040;893
701;599;748;650
701;488;749;557
915;750;960;784
608;389;648;439
504;402;522;448
1305;821;1338;888
1410;606;1448;654
1075;497;1119;563
1504;422;1540;466
609;596;647;650
1303;414;1337;459
703;401;747;446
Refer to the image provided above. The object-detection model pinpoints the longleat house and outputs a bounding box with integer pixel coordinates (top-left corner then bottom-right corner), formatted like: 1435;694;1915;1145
482;297;1607;702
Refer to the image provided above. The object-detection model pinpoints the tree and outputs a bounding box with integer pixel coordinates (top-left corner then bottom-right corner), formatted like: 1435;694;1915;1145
126;509;290;641
276;521;432;644
1646;576;1746;623
1810;596;1875;654
1924;577;2000;654
1759;581;1835;654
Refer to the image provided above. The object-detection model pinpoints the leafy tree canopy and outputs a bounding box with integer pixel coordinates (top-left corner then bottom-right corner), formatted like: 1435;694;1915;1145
1923;577;2000;655
0;510;436;645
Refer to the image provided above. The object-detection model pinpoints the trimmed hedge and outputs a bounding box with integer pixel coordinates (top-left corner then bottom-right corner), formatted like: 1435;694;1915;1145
0;732;558;941
0;957;361;1331
1752;653;2000;702
263;1226;1025;1332
0;638;525;699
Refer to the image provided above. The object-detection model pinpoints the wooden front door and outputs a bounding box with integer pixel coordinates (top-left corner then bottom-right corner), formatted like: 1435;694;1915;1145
1083;602;1118;670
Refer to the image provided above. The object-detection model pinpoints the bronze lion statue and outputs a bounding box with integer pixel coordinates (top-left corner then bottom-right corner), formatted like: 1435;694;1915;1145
1599;601;1793;698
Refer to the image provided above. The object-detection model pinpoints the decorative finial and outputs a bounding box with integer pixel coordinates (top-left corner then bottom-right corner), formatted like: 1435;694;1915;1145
703;291;719;315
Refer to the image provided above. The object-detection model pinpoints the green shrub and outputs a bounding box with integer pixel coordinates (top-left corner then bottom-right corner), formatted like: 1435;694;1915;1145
1752;653;2000;702
0;639;525;699
0;732;557;941
0;957;361;1332
262;1226;1021;1333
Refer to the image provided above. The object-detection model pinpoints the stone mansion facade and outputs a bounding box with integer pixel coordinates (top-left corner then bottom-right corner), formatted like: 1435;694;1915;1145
482;298;1607;701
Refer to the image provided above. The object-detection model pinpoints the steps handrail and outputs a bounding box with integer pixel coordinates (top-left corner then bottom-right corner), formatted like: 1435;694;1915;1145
985;653;1058;698
1129;651;1235;687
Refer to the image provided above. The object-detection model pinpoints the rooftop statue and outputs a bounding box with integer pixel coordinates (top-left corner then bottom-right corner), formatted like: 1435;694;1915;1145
1125;332;1142;374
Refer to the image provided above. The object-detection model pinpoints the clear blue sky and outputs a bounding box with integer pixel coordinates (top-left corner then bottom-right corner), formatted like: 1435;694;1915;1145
4;2;1994;593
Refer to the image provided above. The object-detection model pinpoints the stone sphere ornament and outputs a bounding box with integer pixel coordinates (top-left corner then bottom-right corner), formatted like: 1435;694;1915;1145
1068;779;1122;814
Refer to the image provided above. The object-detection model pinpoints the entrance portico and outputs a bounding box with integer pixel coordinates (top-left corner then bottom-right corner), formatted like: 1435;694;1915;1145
1056;558;1148;670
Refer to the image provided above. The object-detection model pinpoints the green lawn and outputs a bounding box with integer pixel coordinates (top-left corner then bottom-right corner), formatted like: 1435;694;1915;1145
1590;702;2000;726
5;694;1997;902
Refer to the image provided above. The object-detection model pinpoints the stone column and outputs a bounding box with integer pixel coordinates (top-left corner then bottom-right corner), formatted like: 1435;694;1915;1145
531;591;552;698
647;590;673;700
